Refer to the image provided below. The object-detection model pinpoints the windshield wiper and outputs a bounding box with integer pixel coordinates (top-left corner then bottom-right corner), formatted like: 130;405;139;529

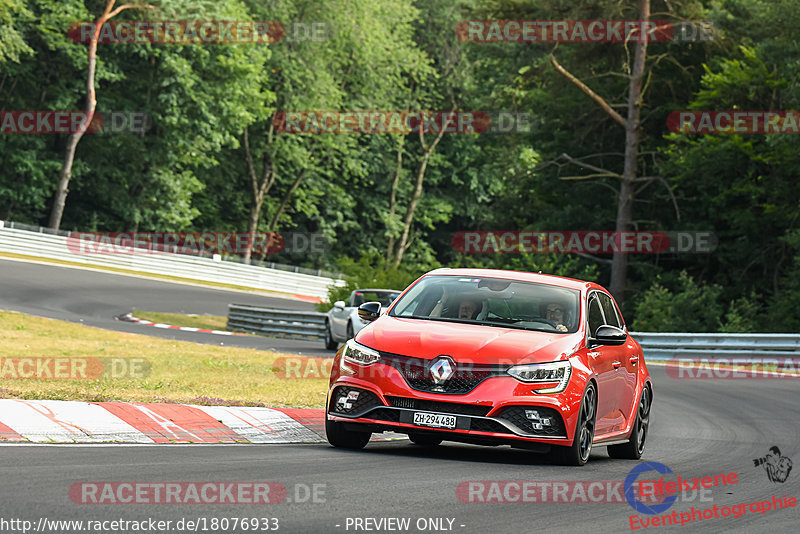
475;320;554;332
398;315;560;333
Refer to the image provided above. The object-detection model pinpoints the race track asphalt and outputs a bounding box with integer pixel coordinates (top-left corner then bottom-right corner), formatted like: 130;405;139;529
0;258;333;356
1;366;798;533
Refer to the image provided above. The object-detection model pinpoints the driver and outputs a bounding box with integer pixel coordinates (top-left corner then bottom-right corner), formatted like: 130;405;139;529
458;298;482;320
545;303;568;332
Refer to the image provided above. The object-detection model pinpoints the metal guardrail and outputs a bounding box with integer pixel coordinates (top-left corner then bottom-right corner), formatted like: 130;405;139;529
0;220;341;278
0;221;345;299
227;304;326;340
629;332;800;361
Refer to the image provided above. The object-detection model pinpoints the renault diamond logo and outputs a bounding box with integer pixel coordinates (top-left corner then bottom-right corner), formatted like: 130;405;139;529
430;357;455;384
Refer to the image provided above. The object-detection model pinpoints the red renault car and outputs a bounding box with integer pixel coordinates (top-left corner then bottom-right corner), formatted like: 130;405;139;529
325;268;652;465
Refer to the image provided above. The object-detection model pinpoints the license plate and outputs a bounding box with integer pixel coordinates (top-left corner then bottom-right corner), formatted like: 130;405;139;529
412;412;457;429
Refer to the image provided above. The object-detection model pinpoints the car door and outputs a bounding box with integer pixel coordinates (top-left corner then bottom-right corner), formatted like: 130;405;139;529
330;293;352;339
599;292;638;428
586;293;618;437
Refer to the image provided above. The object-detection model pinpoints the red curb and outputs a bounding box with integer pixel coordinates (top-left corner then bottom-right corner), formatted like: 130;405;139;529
0;421;25;441
119;313;242;336
274;408;325;438
292;294;323;304
100;402;247;443
272;408;406;442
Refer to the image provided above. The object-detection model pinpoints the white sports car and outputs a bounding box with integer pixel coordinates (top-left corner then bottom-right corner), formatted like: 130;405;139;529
324;288;401;349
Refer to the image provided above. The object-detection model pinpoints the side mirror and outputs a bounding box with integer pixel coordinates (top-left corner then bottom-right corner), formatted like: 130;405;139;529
593;325;627;346
333;300;345;309
358;301;381;322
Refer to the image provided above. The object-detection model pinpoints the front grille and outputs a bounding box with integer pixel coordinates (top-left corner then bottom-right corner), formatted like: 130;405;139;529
495;406;566;437
386;396;492;417
469;418;512;434
379;352;508;394
329;386;383;416
365;408;401;423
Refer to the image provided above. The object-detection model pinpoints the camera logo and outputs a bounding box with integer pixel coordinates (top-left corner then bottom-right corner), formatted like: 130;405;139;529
753;446;793;483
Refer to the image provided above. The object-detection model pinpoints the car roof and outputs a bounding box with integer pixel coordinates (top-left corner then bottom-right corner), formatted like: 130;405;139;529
424;268;608;294
351;288;402;293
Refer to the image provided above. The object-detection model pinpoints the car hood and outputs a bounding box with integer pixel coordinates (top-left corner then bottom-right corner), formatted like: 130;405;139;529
356;315;584;365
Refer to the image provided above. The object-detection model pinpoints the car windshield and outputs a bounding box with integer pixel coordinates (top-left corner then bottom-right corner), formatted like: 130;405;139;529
352;290;400;307
388;275;580;333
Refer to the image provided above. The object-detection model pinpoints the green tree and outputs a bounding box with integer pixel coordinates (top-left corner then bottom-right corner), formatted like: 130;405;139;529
0;0;32;64
632;271;723;332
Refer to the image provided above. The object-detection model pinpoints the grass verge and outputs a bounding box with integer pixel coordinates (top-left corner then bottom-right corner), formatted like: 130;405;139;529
0;310;327;407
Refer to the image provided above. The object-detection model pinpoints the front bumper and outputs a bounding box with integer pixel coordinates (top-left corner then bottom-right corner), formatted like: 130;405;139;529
327;367;581;447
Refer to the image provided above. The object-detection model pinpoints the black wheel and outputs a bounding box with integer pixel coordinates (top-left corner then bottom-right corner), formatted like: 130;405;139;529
346;322;354;340
408;433;443;446
608;386;651;460
325;417;371;449
553;382;596;466
324;320;337;350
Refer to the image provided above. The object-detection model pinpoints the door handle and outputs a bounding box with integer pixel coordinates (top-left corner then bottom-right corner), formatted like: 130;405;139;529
629;356;639;365
612;361;621;369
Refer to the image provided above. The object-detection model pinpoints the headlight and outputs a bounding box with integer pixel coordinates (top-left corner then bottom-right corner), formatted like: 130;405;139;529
507;361;571;393
340;339;381;374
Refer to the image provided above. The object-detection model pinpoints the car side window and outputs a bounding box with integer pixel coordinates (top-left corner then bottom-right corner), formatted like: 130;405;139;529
598;293;622;329
587;296;604;337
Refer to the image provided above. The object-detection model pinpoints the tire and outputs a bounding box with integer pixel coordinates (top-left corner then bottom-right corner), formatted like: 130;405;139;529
408;433;443;447
346;322;354;340
553;382;597;466
325;417;371;449
608;385;651;460
324;320;337;350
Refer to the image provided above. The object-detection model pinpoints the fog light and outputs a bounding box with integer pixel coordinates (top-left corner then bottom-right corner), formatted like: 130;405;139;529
524;408;551;431
336;390;360;410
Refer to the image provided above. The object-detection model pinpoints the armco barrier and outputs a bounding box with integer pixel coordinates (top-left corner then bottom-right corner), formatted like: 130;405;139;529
630;332;800;362
0;221;344;300
227;304;326;340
